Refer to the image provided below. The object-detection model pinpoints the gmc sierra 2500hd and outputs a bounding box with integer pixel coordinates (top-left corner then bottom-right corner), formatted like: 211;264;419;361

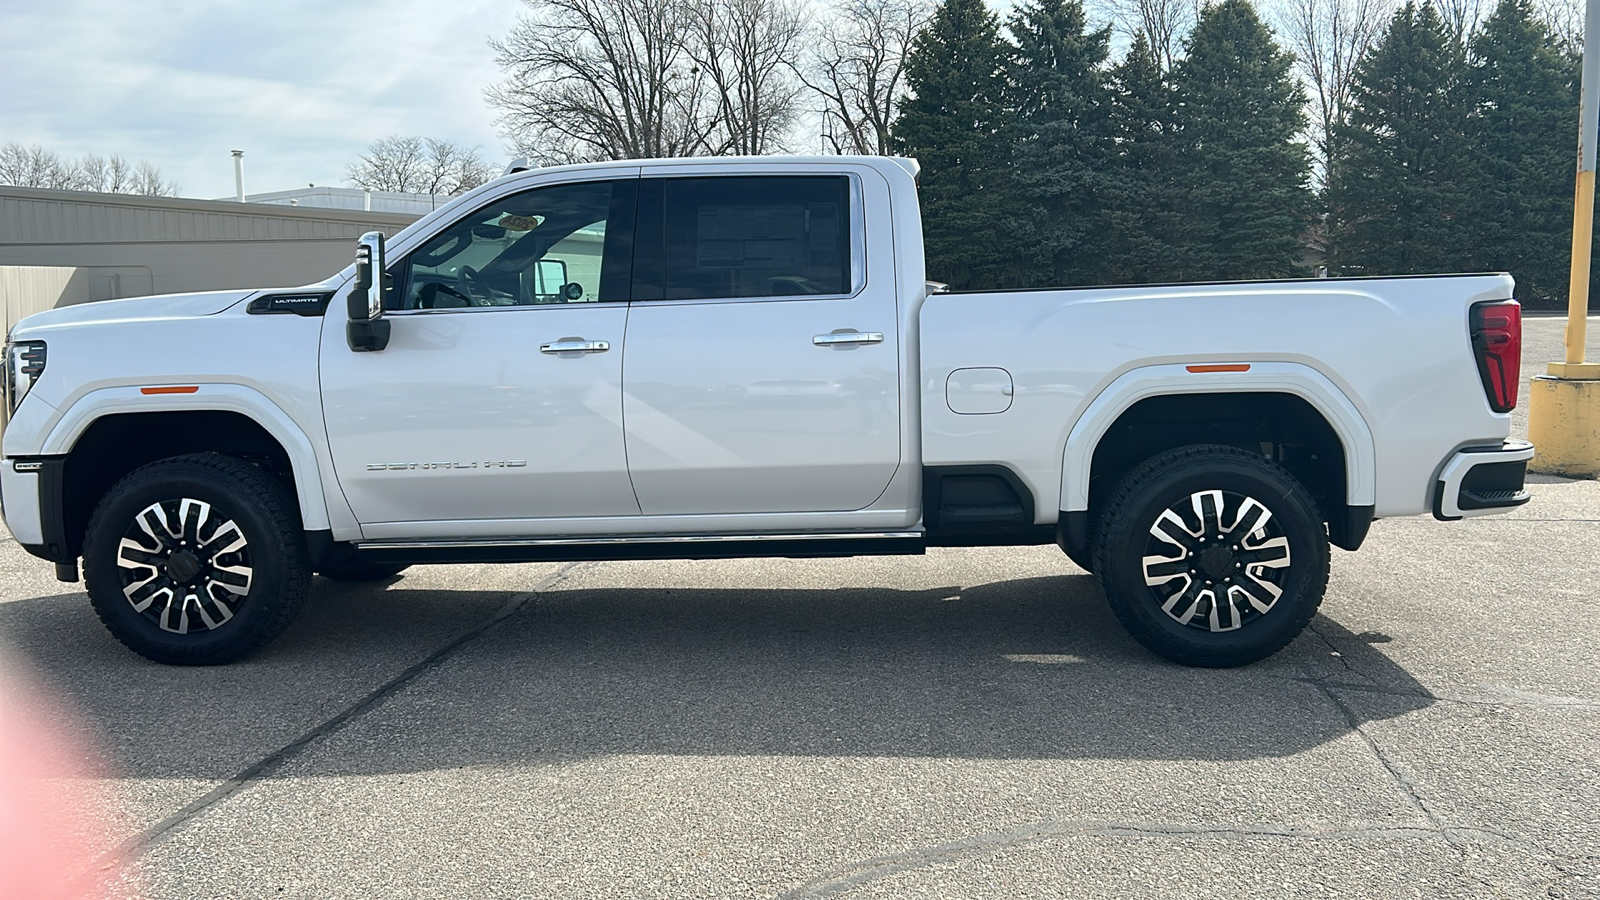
1;156;1532;667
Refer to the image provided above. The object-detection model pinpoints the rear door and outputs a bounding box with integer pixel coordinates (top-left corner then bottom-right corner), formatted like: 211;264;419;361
621;169;901;515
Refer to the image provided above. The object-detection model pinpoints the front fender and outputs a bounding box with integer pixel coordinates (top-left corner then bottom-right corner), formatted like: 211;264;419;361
40;383;343;533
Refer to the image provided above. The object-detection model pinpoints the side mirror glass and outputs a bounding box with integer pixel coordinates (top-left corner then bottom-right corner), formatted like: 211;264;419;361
347;231;392;352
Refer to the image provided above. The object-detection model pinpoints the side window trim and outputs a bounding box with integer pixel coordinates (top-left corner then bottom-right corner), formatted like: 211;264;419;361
385;176;640;315
630;172;866;306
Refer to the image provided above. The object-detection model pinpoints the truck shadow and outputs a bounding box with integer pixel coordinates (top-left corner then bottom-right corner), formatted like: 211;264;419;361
0;570;1433;780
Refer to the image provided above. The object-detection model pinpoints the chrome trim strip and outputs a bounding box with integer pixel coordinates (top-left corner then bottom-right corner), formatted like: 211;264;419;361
356;531;924;551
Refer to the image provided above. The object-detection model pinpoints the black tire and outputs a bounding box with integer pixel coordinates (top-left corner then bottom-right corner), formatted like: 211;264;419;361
1092;444;1329;668
82;453;311;665
316;560;409;582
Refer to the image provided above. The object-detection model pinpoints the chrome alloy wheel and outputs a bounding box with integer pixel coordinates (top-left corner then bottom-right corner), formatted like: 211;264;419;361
115;498;253;634
1140;489;1292;633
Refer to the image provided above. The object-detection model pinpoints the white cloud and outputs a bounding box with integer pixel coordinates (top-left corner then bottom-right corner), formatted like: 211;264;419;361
0;0;523;198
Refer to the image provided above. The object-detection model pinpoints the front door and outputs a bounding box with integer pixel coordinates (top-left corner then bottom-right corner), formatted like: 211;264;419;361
320;177;641;532
621;172;902;515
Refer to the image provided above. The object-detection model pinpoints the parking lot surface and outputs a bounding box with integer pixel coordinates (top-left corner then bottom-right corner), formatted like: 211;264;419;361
1;316;1596;899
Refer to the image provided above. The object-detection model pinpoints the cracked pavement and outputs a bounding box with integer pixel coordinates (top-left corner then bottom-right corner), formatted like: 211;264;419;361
0;316;1595;899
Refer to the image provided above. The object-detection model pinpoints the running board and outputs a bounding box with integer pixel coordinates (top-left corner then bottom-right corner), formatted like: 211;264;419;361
353;532;927;565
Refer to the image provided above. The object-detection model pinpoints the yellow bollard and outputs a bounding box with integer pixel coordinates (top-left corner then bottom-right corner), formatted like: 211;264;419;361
1529;375;1600;478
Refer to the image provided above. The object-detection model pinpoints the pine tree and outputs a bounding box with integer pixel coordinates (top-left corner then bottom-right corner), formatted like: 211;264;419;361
1328;2;1475;276
1002;0;1115;287
1102;31;1186;284
1467;0;1579;306
892;0;1011;288
1169;0;1314;280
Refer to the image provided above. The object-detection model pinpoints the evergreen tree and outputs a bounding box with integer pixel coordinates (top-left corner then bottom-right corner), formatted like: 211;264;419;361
1328;2;1475;276
1002;0;1115;287
1169;0;1314;280
892;0;1011;288
1466;0;1579;305
1101;31;1187;283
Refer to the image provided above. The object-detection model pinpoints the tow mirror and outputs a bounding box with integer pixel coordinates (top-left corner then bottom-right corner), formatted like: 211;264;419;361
347;231;391;352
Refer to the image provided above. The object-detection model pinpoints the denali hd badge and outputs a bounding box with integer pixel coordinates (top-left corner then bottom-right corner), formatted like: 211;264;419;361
366;460;528;471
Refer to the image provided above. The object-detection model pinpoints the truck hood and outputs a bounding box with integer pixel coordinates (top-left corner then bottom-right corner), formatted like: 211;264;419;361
8;290;254;337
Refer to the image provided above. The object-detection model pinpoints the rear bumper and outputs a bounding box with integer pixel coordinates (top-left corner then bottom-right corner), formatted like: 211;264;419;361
1432;440;1534;521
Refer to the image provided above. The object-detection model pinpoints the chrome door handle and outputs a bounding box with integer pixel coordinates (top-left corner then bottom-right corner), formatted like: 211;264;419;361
540;339;610;354
813;331;884;346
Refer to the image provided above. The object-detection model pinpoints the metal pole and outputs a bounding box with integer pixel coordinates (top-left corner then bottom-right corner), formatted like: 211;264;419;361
1563;0;1600;368
230;148;244;201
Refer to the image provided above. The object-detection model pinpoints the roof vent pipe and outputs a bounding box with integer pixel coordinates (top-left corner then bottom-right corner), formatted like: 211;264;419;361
364;188;372;211
231;150;245;202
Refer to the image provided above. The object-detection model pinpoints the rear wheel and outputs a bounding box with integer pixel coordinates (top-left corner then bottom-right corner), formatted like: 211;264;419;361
82;453;311;665
1092;445;1329;667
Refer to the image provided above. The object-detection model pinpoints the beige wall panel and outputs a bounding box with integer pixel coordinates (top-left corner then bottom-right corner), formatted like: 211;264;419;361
0;266;87;332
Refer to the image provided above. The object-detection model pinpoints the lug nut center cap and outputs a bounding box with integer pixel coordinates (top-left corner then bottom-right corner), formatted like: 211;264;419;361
166;551;202;583
1198;545;1235;581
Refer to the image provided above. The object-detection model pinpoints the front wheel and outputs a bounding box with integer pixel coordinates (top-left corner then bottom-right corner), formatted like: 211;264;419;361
82;453;311;665
1092;445;1329;668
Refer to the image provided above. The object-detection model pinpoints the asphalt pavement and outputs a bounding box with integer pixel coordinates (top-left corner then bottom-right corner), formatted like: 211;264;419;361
0;316;1595;899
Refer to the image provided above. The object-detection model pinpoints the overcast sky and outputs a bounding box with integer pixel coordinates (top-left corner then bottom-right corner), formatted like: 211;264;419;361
0;0;523;199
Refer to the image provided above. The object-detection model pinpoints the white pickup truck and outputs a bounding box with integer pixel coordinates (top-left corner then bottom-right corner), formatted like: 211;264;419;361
1;156;1533;668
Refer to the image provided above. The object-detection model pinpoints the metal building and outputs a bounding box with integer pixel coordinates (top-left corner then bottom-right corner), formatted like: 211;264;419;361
230;185;453;215
0;185;419;303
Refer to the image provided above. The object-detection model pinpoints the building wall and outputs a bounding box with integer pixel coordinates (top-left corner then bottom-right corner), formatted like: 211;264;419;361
237;186;454;215
1;266;87;329
0;186;420;300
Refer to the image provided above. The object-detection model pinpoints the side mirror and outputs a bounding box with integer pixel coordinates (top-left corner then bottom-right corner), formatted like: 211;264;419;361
563;282;584;301
347;231;391;352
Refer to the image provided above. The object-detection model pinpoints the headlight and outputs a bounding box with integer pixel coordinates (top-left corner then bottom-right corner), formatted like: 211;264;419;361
4;340;46;414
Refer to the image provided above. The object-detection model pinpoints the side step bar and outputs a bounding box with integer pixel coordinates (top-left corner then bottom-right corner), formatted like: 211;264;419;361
353;532;927;565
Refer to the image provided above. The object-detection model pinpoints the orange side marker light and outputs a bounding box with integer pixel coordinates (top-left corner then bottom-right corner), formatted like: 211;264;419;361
1185;364;1251;374
140;386;200;395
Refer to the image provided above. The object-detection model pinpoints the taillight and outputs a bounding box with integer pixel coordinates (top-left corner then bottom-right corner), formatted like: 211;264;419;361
1470;301;1521;413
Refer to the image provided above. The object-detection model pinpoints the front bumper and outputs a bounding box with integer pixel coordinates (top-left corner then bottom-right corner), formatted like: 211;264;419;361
1432;440;1534;521
1;456;72;562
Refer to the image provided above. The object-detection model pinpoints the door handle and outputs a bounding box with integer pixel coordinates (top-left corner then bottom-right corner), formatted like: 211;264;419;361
540;339;610;354
813;331;885;346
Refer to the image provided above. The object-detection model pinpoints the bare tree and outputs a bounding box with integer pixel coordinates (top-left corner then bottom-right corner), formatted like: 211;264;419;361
488;0;719;162
0;143;178;196
75;154;136;193
1533;0;1581;52
688;0;809;155
800;0;931;155
346;136;497;195
1102;0;1197;70
1435;0;1490;41
1269;0;1393;180
129;161;180;198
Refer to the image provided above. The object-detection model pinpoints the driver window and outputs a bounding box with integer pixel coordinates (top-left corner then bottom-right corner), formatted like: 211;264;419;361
393;180;623;310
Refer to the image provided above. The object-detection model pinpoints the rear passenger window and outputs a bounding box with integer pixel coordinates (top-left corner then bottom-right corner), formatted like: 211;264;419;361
637;176;852;301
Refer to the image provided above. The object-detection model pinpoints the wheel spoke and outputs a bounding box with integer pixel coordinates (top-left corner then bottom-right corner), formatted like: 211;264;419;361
1142;555;1191;584
1161;579;1206;625
1149;508;1203;553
